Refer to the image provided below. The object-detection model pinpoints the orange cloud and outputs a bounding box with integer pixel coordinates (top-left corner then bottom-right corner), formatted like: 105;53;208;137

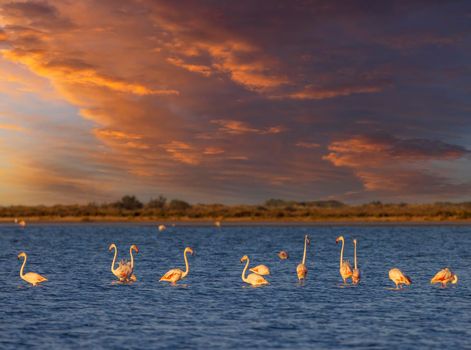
203;147;225;155
211;119;285;135
0;123;25;132
93;128;150;150
162;141;200;165
324;134;470;194
2;50;178;96
199;41;289;91
287;84;385;100
166;57;212;77
94;129;142;140
153;5;289;93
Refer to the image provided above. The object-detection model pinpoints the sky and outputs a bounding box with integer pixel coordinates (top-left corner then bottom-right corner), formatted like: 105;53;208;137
0;0;470;205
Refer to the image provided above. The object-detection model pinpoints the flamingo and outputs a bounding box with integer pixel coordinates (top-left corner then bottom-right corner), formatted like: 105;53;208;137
214;221;221;228
118;245;139;282
431;268;458;287
296;235;310;281
17;252;47;286
250;264;270;276
240;255;269;286
336;236;353;284
109;244;138;282
160;247;194;285
352;239;361;285
389;268;412;289
158;224;166;232
278;250;289;260
18;220;26;228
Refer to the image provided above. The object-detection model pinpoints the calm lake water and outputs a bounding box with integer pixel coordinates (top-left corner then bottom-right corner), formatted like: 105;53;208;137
0;224;470;349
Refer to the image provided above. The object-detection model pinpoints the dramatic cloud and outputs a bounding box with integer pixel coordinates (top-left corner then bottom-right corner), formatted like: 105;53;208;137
0;0;469;204
324;134;470;198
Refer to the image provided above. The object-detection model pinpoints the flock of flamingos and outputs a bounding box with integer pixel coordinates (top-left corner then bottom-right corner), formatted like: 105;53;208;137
16;231;458;289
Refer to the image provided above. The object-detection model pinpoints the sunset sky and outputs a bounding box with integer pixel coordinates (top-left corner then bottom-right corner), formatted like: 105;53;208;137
0;0;470;205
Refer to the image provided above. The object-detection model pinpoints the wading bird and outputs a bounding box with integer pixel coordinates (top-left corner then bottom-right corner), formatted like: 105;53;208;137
352;239;361;285
119;245;139;282
278;251;289;260
431;268;458;287
389;268;411;289
240;255;269;286
17;252;47;286
296;235;310;281
160;247;194;285
109;244;138;282
336;236;353;284
158;224;166;232
18;220;26;228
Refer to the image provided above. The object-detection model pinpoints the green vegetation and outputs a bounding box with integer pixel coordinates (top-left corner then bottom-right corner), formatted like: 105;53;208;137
1;196;471;223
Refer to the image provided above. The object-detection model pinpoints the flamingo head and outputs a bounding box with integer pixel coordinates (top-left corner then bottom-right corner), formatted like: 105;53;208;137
336;236;344;244
278;251;289;259
108;243;117;251
17;252;26;259
131;244;139;253
306;235;311;245
353;239;357;244
452;274;458;284
240;255;249;263
185;247;194;255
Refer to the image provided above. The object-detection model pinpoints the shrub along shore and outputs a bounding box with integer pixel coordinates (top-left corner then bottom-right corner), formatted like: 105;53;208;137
1;196;471;223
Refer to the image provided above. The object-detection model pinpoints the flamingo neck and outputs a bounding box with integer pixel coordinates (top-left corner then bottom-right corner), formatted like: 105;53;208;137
129;247;135;270
182;250;190;278
354;241;357;269
19;255;27;278
302;236;308;265
111;246;118;273
241;258;250;282
340;238;344;267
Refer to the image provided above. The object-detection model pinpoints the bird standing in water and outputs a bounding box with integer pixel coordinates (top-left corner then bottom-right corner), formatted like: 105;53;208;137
430;268;457;287
17;252;47;286
389;268;411;289
240;255;269;286
160;247;194;285
296;235;310;281
336;236;352;284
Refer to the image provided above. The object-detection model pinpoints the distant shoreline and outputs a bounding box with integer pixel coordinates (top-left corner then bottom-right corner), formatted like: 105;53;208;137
3;199;470;225
1;216;471;226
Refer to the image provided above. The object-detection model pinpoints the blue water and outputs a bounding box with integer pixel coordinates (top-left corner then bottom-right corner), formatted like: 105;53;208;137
0;224;470;349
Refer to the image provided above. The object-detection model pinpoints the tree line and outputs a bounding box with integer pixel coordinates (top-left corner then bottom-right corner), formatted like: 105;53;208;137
1;196;471;221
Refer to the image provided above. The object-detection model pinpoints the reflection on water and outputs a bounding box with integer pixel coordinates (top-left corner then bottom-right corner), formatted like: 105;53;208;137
1;224;470;349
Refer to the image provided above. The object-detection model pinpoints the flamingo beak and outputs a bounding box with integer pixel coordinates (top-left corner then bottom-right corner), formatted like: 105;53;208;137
335;238;339;244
